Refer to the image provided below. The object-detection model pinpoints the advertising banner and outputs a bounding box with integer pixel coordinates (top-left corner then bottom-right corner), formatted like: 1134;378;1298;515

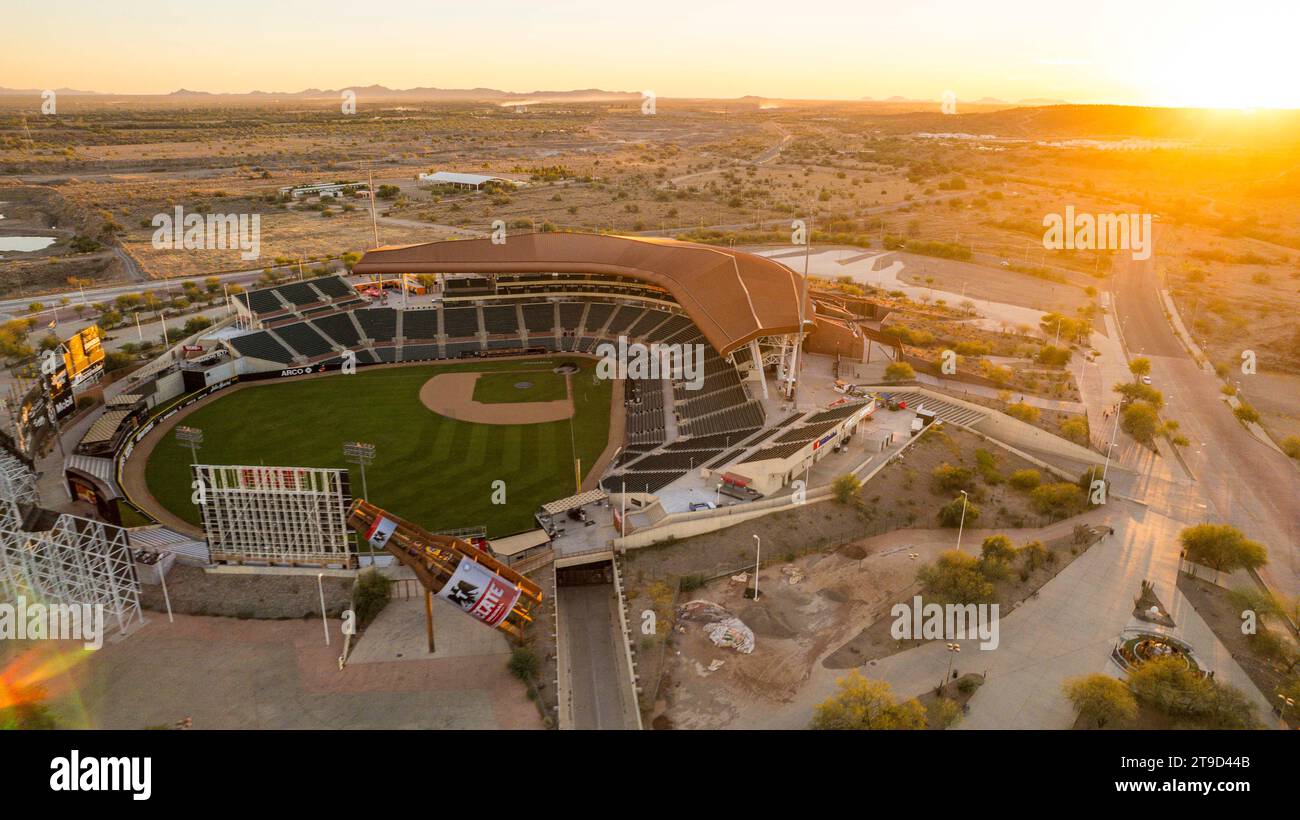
437;559;522;627
364;515;399;549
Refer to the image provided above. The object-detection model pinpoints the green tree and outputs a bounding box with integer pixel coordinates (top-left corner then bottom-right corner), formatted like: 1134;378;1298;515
1114;381;1164;409
936;495;980;528
1029;482;1086;517
1058;418;1088;444
831;473;861;504
931;463;974;493
1128;357;1151;379
1128;657;1258;728
1006;402;1040;423
884;361;915;381
979;534;1016;565
917;550;995;604
810;671;927;730
1019;540;1050;570
1036;345;1071;367
1065;674;1138;728
1121;401;1160;443
1008;469;1041;490
1180;524;1267;579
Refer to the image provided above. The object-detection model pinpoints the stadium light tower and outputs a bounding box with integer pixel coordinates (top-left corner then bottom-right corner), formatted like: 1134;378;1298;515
343;442;375;499
175;426;203;464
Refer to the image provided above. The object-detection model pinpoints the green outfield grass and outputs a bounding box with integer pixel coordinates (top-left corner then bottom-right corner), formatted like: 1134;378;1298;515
471;368;568;404
142;358;611;537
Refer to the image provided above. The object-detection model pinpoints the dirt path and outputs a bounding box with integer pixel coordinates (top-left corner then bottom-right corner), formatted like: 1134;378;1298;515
418;371;574;424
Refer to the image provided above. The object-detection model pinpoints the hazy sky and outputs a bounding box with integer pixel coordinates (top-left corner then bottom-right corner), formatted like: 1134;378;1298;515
3;0;1298;108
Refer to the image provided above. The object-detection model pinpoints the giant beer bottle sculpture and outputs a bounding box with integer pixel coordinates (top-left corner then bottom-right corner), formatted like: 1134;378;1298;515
347;499;543;638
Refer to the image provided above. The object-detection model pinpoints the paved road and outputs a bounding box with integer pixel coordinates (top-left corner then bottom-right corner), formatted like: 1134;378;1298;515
558;583;637;729
1111;249;1299;598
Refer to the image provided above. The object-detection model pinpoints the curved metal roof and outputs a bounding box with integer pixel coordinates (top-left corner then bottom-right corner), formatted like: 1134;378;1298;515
353;233;808;356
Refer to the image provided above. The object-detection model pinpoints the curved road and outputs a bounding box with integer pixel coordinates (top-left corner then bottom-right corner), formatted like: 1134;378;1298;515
1112;248;1299;597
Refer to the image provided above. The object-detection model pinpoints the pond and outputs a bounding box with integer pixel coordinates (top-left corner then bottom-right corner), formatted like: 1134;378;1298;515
0;236;57;252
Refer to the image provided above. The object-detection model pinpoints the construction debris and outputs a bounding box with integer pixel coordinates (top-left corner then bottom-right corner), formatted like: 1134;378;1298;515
704;618;755;654
677;599;756;654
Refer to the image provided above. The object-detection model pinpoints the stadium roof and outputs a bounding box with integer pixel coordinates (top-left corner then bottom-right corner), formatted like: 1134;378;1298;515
487;528;551;557
354;234;811;356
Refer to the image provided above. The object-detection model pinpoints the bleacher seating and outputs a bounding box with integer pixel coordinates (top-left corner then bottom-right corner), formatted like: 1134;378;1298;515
402;309;439;340
627;309;670;339
599;471;685;495
738;440;813;464
229;331;294;364
442;306;480;338
224;288;780;500
625;378;666;448
522;303;556;334
354;308;397;342
481;305;519;336
400;344;439;361
275;321;334;358
240;289;283;315
559;303;585;331
623;450;721;472
313;277;355;299
276;282;324;306
582;303;614;333
311;312;361;348
604;305;643;335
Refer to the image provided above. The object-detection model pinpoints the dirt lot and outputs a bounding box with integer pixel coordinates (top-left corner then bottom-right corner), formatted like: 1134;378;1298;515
652;516;1103;729
624;425;1091;719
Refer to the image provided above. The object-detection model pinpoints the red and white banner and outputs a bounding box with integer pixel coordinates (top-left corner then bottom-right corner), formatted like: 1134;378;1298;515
438;559;522;628
364;515;399;549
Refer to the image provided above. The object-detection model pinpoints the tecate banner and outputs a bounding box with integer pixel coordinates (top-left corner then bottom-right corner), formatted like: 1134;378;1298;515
438;559;522;628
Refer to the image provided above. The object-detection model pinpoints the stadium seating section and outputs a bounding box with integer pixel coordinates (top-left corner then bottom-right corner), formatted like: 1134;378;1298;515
225;292;809;497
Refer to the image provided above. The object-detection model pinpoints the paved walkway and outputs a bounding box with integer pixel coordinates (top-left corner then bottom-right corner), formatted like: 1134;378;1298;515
59;613;541;729
749;501;1278;729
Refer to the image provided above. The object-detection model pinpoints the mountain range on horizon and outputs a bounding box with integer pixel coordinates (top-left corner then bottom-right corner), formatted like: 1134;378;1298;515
0;83;1069;106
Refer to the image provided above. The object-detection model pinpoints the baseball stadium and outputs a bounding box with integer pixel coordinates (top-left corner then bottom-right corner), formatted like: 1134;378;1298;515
65;232;883;569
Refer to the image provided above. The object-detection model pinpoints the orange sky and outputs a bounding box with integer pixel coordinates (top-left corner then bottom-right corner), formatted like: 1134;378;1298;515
3;0;1297;108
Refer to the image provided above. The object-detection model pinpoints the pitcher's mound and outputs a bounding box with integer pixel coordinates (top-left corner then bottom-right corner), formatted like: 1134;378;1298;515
419;372;574;424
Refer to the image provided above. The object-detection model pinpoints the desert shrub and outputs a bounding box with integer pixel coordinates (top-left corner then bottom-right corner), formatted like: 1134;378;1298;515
354;568;392;626
1008;469;1041;490
508;646;540;680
